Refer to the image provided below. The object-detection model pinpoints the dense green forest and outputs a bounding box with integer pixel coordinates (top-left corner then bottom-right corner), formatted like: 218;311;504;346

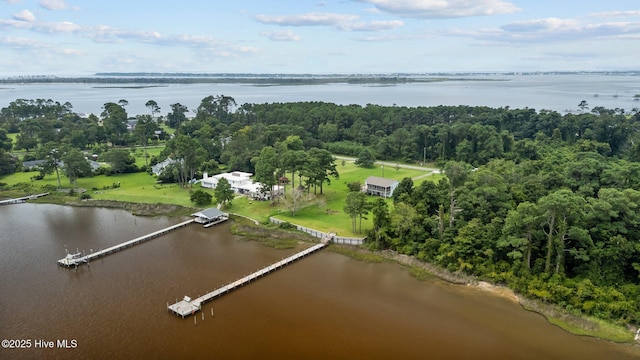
2;96;640;327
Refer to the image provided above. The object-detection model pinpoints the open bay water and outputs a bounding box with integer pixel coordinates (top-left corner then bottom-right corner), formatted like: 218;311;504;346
1;203;639;359
1;74;638;116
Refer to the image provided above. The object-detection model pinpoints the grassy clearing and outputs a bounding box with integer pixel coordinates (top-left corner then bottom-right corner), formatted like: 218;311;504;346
225;160;432;236
129;145;165;167
90;173;203;208
0;170;206;208
2;155;435;236
229;215;318;249
1;143;211;209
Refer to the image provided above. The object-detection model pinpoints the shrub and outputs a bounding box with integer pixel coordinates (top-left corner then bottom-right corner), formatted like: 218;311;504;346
190;189;212;206
278;221;296;230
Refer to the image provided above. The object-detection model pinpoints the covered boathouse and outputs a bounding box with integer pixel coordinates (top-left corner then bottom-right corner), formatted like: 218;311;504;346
191;208;229;227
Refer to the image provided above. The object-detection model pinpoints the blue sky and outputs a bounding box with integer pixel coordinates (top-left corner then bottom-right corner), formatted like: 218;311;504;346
1;0;639;75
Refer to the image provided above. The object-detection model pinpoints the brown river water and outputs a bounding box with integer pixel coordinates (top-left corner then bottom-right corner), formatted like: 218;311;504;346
1;204;639;359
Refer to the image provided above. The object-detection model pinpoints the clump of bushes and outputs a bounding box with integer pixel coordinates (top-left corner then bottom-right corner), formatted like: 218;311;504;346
190;189;212;205
278;221;296;230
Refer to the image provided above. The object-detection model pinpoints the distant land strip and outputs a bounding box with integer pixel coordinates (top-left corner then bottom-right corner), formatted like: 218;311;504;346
0;76;467;86
1;71;637;85
92;85;169;89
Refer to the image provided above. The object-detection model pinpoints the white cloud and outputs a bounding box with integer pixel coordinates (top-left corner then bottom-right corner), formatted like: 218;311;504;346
501;18;580;33
364;7;381;14
354;0;520;19
453;17;640;44
0;35;43;48
39;0;75;11
13;9;35;22
255;11;403;32
59;47;82;55
0;19;32;30
501;18;640;41
39;20;81;33
0;16;258;58
260;29;301;41
255;12;359;26
521;51;595;62
338;20;404;31
354;15;640;45
0;35;82;55
587;10;640;19
4;0;22;4
353;30;433;41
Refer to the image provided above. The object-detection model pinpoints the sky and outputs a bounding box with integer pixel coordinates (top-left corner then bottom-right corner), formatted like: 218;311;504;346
1;0;639;75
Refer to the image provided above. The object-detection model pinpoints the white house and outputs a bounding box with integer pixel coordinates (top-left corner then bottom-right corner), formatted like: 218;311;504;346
364;176;399;198
151;158;179;176
201;171;283;200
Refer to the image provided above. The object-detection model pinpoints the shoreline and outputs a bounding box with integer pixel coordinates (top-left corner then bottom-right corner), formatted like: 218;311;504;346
337;246;638;345
7;196;639;344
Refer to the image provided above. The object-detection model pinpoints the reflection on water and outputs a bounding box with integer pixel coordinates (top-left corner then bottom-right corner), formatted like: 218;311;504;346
1;204;638;359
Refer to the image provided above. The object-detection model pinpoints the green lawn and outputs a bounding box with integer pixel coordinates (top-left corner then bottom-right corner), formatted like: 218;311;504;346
2;156;440;236
0;170;200;208
225;160;437;236
129;145;165;167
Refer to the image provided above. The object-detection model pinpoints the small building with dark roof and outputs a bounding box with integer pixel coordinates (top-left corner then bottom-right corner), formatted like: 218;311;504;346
191;208;229;226
364;176;399;198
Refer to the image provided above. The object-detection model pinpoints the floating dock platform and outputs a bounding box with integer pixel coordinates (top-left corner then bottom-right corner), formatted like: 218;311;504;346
58;219;196;267
168;242;327;317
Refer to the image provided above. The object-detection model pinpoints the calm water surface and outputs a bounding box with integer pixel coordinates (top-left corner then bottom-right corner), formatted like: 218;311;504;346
1;74;638;116
1;204;639;359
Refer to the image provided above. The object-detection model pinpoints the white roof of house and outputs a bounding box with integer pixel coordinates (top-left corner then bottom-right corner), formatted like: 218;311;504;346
206;171;253;181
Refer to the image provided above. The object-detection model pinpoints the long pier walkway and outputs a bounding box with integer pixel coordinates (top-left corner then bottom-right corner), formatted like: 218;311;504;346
0;192;49;205
168;242;328;318
58;219;195;267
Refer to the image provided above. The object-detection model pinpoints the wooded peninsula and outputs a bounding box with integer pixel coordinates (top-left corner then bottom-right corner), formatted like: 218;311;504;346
1;96;640;341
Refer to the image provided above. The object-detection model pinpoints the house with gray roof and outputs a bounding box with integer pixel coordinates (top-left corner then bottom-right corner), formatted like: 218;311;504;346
151;158;179;176
364;176;399;198
22;160;47;170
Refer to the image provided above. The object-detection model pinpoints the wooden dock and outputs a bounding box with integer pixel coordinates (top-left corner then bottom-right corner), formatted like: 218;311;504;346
57;219;196;267
0;192;49;205
168;242;327;318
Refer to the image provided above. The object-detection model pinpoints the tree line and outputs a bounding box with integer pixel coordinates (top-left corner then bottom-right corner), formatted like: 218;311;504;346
2;96;640;326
